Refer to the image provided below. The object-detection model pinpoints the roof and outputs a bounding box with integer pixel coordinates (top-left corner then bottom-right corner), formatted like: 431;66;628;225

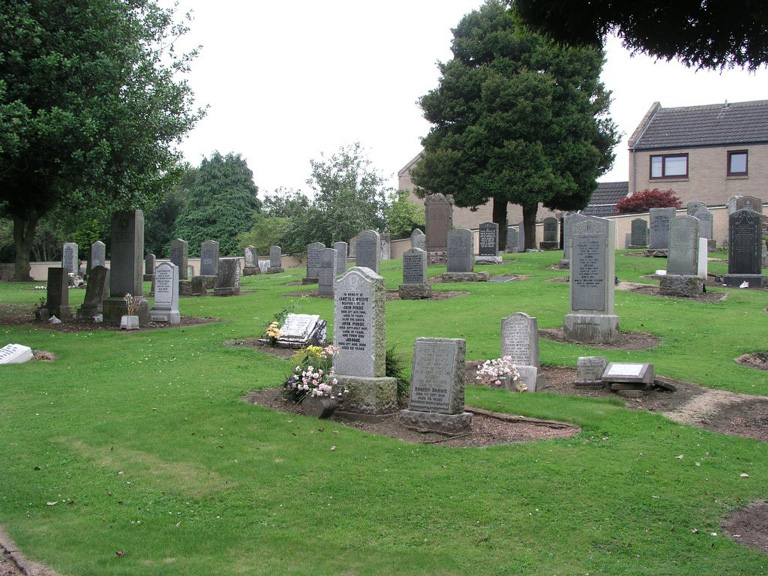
581;181;629;217
631;100;768;151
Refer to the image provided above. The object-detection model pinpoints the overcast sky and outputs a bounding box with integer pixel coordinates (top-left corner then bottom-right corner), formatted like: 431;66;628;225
168;0;767;196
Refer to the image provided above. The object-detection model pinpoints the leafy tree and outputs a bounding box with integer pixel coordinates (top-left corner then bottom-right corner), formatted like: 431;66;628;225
144;167;195;257
173;152;261;256
236;215;291;256
615;188;681;214
512;0;768;70
385;190;425;239
0;0;203;280
412;1;618;250
237;187;310;255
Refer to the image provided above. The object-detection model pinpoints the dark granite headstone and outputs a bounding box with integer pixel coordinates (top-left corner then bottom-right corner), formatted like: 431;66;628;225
200;241;219;277
478;222;499;256
540;217;559;250
630;219;648;248
724;209;765;287
47;268;72;320
648;208;675;250
318;248;337;296
305;242;324;280
447;229;473;273
402;248;427;285
214;257;240;296
333;242;348;275
170;239;189;280
355;230;380;273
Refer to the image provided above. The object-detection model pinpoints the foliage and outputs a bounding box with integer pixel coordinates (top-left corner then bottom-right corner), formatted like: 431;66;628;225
615;188;682;214
0;0;204;279
385;344;411;407
384;190;425;239
475;356;522;389
173;152;261;256
236;215;291;256
511;0;768;70
145;170;193;257
70;218;106;263
283;345;341;402
412;0;618;250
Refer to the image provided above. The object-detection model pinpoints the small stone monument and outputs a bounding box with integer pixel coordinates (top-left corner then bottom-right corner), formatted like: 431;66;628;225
629;218;648;249
267;246;284;273
563;216;619;344
333;267;397;420
143;253;156;282
400;338;472;434
277;314;326;348
190;275;207;296
425;193;452;264
724;209;765;287
648;207;676;252
727;195;763;215
102;210;149;325
501;312;542;391
150;262;180;324
398;247;431;300
506;226;519;253
540;217;559;250
214;257;241;296
243;246;260;276
91;241;106;269
47;268;73;320
689;204;714;242
303;242;324;283
410;229;426;251
318;248;337;296
333;242;348;275
476;222;502;264
356;230;381;273
76;265;110;320
447;229;473;273
170;238;189;279
0;344;34;365
559;213;587;267
661;215;703;296
380;232;391;261
602;363;654;395
62;242;79;276
200;240;219;288
576;357;607;387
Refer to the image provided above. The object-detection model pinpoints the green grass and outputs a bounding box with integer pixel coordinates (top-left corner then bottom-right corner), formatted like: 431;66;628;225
1;250;767;575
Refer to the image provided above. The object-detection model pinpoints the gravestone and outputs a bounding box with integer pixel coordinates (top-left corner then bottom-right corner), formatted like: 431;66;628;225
517;220;526;252
277;314;326;348
602;363;654;392
91;241;106;269
0;344;33;365
687;201;706;215
76;265;110;320
380;232;391;261
400;338;472;434
150;262;180;325
724;209;765;287
661;216;703;296
267;245;284;273
304;242;324;283
727;195;763;215
540;217;559;250
697;238;709;279
143;253;155;282
103;210;149;325
333;242;348;275
690;205;713;241
629;219;648;248
410;229;426;251
425;193;452;264
560;213;588;267
625;233;632;249
214;257;241;296
355;230;381;274
477;222;502;264
563;216;619;344
399;247;431;299
501;312;542;392
47;268;73;320
576;356;607;387
333;267;397;419
62;243;79;276
506;226;519;253
446;229;473;273
318;248;337;296
243;246;260;276
190;276;206;296
170;239;189;280
648;207;676;250
200;240;219;286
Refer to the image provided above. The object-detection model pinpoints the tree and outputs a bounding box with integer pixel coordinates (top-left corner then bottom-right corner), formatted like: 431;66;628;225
144;167;194;257
615;188;681;214
0;0;203;280
384;190;425;239
412;1;618;249
511;0;768;71
173;152;261;256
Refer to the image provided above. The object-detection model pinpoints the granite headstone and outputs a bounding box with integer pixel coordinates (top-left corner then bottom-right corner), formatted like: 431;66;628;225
355;230;381;274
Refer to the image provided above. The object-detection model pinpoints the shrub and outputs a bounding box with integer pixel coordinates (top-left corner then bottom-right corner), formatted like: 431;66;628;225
615;188;681;214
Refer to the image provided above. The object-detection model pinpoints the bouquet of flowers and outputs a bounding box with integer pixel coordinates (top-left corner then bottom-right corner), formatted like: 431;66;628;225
475;356;522;390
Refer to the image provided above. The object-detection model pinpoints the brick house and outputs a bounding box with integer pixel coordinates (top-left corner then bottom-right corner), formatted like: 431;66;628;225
628;100;768;205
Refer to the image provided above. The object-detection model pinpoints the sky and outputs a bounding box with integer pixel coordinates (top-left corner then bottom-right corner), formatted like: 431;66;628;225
167;0;767;196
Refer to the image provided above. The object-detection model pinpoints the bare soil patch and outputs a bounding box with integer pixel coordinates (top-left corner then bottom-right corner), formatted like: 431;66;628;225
735;352;768;371
539;327;660;350
619;280;729;303
723;501;768;555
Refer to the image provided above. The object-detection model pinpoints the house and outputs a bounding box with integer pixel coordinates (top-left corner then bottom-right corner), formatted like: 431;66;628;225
628;100;768;205
581;181;629;217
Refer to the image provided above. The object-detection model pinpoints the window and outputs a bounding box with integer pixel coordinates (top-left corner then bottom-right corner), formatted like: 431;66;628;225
650;154;688;179
728;150;748;176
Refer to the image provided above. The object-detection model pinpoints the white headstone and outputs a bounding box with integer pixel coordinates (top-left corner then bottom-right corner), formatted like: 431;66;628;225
150;262;180;325
0;343;33;365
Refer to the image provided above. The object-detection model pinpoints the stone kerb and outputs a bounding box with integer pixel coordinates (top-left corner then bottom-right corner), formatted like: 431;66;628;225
400;338;472;434
333;267;397;420
564;216;619;344
150;262;180;324
355;230;381;274
318;248;337;296
399;247;431;300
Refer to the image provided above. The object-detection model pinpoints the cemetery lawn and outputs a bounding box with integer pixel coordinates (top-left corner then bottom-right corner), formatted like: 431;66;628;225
1;250;767;575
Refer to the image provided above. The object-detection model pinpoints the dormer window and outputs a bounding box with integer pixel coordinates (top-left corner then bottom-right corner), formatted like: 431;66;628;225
727;150;748;176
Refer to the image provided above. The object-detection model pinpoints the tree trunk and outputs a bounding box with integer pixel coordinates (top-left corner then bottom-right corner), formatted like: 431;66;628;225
492;197;508;252
522;204;538;251
12;215;37;281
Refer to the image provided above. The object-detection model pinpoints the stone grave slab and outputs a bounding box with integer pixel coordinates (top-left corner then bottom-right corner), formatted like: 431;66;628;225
277;314;326;348
0;343;33;365
602;362;654;390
